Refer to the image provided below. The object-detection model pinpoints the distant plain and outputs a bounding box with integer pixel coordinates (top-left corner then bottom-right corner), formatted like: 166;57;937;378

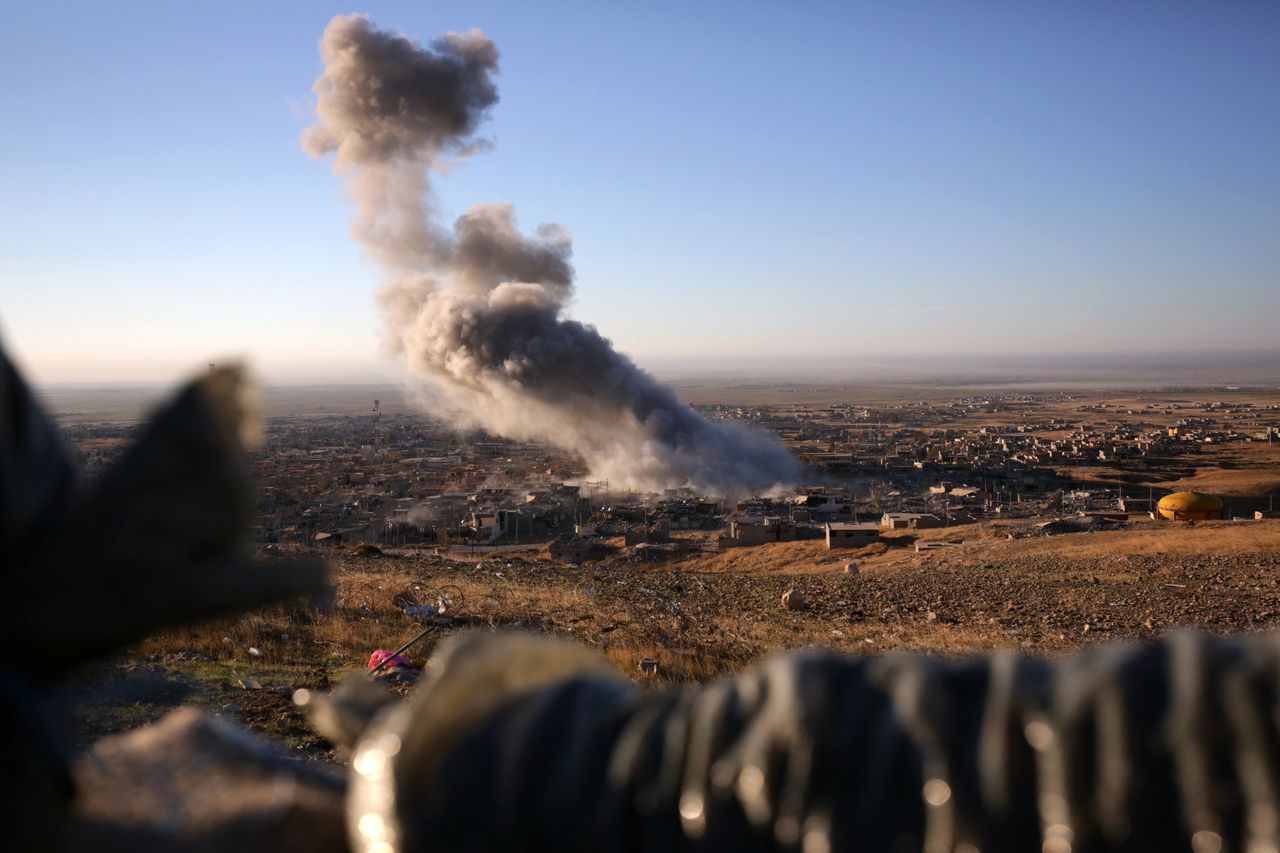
37;355;1280;423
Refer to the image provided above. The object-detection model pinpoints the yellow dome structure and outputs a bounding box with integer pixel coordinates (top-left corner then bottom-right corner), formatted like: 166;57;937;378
1157;491;1223;521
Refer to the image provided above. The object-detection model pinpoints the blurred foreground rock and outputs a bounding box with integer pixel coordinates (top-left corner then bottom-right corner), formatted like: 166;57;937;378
73;708;347;853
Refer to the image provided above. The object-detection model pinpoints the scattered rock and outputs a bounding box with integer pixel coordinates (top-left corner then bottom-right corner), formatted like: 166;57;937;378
782;589;807;612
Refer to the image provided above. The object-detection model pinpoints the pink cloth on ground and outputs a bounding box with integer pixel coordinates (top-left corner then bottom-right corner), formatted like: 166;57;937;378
368;649;413;670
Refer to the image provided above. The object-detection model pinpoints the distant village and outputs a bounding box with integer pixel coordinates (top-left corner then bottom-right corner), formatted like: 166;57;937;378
62;392;1280;562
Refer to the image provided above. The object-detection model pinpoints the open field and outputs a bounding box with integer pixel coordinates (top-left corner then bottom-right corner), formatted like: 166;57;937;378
39;383;416;424
71;519;1280;757
670;380;1280;407
615;520;1280;573
39;375;1280;420
1155;468;1280;498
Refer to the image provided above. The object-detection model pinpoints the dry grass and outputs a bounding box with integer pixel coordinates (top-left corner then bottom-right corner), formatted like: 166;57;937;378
133;521;1280;677
133;552;746;685
1155;469;1280;498
996;520;1280;559
103;514;1280;753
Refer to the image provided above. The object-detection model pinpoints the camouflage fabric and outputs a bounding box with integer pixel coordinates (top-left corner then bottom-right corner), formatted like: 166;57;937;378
349;630;1280;853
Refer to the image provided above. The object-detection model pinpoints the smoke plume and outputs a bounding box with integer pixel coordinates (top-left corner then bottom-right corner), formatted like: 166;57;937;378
305;14;801;492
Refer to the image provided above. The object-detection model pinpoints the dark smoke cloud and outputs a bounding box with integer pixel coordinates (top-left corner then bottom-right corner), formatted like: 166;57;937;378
305;14;801;492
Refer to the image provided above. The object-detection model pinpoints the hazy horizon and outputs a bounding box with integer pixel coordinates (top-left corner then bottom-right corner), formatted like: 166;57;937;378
26;348;1280;393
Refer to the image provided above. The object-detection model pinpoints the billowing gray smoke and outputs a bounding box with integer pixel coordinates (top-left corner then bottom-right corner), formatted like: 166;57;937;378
304;14;801;492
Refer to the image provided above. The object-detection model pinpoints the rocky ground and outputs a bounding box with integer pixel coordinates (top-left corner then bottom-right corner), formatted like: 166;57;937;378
66;520;1280;754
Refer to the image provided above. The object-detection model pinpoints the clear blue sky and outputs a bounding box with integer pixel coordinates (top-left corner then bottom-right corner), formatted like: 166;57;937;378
2;1;1278;384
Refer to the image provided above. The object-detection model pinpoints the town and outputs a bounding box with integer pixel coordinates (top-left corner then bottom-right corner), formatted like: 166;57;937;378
60;386;1280;563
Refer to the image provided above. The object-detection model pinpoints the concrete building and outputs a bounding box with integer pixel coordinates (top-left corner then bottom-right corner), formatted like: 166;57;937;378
825;522;880;549
881;512;943;530
624;522;670;546
549;533;596;563
718;517;796;548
